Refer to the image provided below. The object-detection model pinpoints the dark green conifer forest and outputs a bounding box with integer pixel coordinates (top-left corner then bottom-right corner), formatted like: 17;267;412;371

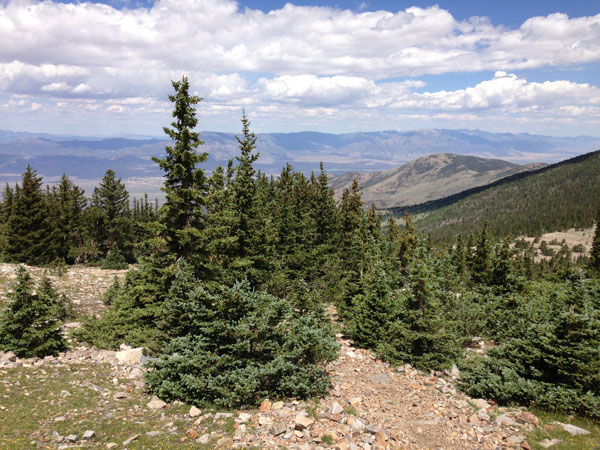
1;77;599;418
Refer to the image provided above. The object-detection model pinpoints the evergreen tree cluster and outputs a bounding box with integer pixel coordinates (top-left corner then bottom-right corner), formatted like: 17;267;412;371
0;168;158;266
10;75;593;417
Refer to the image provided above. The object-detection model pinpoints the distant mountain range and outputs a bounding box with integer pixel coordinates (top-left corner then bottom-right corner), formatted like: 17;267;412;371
329;153;546;208
0;128;599;201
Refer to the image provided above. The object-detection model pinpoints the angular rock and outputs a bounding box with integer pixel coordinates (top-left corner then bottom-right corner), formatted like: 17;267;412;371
82;430;95;440
517;411;539;426
215;436;233;448
258;416;273;426
189;406;201;417
260;399;272;412
495;414;517;427
123;434;140;446
271;401;284;410
330;401;344;415
186;429;198;439
113;391;128;400
369;373;390;384
471;399;489;410
506;435;525;445
366;424;382;434
198;434;211;444
295;414;315;430
351;419;366;432
146;397;166;410
145;431;161;437
65;434;78;443
237;412;252;423
557;423;590;436
271;423;287;436
115;347;143;364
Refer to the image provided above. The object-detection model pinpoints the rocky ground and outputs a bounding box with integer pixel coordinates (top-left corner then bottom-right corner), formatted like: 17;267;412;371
0;263;598;449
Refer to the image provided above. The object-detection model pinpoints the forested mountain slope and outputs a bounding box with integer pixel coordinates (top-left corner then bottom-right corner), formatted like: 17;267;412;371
330;153;544;208
390;150;600;241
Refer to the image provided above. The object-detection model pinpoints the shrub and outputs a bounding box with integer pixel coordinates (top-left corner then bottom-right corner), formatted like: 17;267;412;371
101;248;129;270
72;254;175;352
0;267;67;358
145;273;338;408
459;276;600;419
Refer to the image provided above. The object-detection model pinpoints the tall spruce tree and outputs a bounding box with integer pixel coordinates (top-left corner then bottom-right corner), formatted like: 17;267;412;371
4;165;55;265
91;169;132;260
153;76;208;260
231;111;259;263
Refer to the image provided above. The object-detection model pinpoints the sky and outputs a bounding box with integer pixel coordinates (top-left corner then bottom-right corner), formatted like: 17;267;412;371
0;0;599;137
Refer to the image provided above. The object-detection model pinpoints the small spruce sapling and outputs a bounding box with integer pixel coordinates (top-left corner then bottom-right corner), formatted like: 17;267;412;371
0;267;67;358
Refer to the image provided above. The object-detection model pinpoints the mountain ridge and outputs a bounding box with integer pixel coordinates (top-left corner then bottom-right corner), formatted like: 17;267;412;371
330;153;545;208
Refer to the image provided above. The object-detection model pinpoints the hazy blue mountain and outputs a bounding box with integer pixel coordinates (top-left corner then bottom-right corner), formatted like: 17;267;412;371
0;128;598;199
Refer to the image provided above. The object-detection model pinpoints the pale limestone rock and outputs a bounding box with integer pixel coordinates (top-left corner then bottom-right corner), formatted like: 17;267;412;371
295;414;315;430
146;397;166;410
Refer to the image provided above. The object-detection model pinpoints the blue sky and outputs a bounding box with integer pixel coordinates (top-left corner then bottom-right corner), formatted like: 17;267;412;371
1;0;598;137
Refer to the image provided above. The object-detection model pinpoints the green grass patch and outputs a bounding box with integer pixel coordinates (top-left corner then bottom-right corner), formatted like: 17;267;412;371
0;363;235;449
526;408;600;450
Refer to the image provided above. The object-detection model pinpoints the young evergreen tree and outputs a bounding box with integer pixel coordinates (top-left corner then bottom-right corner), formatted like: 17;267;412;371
459;276;600;419
152;76;208;261
351;256;398;349
146;270;339;408
590;209;600;273
91;169;132;260
0;184;14;257
379;243;462;370
0;267;67;357
231;111;259;262
4;166;55;265
470;222;492;285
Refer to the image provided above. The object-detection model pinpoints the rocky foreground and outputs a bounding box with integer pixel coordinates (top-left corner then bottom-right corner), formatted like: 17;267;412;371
0;263;593;449
3;334;589;449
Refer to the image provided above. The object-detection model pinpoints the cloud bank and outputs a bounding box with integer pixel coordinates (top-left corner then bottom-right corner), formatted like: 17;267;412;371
0;0;599;135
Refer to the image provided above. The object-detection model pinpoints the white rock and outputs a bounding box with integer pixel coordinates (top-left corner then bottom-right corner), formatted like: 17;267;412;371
146;398;166;410
198;434;210;444
330;401;344;415
352;419;366;432
495;414;517;427
237;412;252;423
115;347;143;364
557;423;590;436
540;438;562;448
471;398;489;410
82;430;95;440
189;406;201;417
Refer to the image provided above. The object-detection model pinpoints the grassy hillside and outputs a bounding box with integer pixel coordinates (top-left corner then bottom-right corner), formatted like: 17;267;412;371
330;153;543;208
389;150;600;241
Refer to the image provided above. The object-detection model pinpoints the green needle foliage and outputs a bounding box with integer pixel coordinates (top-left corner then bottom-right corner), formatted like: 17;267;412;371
152;76;208;261
146;264;339;408
459;276;600;419
0;267;67;358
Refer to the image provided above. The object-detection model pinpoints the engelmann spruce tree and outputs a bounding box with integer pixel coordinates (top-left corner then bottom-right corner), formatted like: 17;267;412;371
153;76;208;261
0;267;67;358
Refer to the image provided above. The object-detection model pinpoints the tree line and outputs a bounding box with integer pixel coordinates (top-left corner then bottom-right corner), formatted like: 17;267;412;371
0;168;158;268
